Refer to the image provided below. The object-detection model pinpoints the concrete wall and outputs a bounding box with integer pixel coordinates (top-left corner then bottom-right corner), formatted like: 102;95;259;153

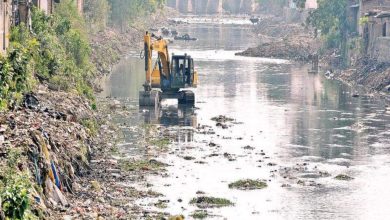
361;0;390;14
365;16;390;62
372;36;390;62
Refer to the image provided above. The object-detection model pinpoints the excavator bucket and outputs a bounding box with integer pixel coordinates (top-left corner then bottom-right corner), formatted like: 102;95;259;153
139;90;161;107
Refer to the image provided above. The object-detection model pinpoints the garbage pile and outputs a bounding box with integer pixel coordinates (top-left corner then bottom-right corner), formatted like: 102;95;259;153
236;15;318;62
0;87;96;218
236;38;314;62
338;58;390;94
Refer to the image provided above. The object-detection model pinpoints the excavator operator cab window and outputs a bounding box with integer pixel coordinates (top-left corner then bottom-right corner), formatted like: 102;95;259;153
188;58;194;84
172;55;194;85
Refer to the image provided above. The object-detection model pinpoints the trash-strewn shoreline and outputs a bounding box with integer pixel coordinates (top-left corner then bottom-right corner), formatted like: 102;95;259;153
0;8;178;219
237;16;390;102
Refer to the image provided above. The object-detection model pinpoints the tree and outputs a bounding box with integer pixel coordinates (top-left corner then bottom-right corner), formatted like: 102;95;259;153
307;0;349;48
307;0;350;64
256;0;288;13
84;0;110;33
107;0;165;31
293;0;306;9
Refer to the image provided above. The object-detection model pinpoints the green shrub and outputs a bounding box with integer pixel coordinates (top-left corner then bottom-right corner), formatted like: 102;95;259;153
1;173;31;220
0;148;34;219
0;3;95;110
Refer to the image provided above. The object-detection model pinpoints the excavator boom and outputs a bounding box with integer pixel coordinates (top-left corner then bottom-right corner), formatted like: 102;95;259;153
144;32;170;89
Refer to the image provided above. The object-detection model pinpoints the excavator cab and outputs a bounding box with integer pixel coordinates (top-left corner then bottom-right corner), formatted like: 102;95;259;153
169;55;195;90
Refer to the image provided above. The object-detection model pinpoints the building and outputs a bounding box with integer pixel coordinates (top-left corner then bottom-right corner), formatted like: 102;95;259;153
0;1;11;55
362;10;390;62
0;0;83;54
305;0;318;9
32;0;83;15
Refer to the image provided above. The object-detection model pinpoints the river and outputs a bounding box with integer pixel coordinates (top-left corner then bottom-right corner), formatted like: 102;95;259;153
100;16;390;220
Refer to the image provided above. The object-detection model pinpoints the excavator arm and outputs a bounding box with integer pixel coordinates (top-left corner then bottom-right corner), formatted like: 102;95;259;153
144;32;170;89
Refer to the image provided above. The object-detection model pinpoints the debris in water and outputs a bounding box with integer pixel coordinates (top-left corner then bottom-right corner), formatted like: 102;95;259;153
243;145;255;150
352;94;360;98
189;196;234;208
228;179;268;190
183;156;195;160
334;174;354;181
190;210;209;219
120;159;168;171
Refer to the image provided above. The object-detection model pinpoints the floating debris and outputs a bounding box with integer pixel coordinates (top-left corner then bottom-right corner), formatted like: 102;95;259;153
334;174;354;181
190;210;209;219
228;179;268;190
183;156;196;160
189;196;234;208
120;159;168;171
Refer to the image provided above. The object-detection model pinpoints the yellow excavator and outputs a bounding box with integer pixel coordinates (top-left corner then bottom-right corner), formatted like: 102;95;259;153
139;32;198;107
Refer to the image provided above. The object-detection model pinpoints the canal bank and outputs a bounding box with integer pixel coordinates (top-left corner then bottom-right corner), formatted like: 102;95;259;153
236;15;390;104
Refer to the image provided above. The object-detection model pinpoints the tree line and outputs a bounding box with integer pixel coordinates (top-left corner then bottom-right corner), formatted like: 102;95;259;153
84;0;165;32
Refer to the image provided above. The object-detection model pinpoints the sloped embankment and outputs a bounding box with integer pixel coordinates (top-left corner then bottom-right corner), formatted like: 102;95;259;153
338;59;390;100
235;39;313;62
0;87;97;218
236;16;317;62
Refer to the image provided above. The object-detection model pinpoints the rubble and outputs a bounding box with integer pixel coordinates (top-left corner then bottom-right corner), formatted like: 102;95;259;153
236;16;319;62
236;39;313;61
335;58;390;100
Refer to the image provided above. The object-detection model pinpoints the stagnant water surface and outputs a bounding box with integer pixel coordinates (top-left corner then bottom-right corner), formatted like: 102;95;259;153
100;17;390;219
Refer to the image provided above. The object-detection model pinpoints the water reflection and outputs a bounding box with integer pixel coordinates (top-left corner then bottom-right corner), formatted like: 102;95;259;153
141;104;197;127
141;104;197;143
